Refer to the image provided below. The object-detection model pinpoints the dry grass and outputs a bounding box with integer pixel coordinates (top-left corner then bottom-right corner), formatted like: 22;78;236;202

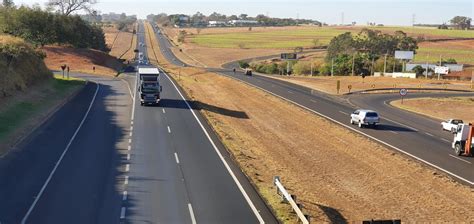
42;45;122;76
391;97;474;123
147;22;474;223
266;75;474;95
104;24;137;61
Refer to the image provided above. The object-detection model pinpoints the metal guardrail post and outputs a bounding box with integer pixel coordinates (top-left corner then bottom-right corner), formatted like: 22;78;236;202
273;176;309;224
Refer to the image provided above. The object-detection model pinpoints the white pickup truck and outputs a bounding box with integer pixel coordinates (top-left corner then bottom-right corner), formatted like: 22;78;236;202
441;119;463;133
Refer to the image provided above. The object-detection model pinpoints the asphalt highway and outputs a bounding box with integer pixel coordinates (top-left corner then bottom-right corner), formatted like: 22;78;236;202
153;24;474;186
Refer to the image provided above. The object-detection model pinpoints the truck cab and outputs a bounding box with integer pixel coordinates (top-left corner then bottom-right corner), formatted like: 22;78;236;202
138;67;162;106
452;124;473;156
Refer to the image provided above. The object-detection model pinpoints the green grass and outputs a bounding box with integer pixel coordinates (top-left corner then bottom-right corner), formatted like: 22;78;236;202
0;75;85;144
414;47;474;64
189;26;473;49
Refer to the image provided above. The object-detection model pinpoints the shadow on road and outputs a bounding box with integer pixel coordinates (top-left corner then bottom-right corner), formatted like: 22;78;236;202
375;124;415;132
154;98;249;119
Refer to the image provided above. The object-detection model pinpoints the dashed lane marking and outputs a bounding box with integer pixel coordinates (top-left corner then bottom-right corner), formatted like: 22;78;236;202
120;207;126;219
167;126;171;133
449;154;472;164
188;203;197;224
174;153;180;164
122;191;128;201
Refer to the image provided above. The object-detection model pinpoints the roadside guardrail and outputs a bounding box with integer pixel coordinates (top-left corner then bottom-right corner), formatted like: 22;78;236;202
273;176;310;224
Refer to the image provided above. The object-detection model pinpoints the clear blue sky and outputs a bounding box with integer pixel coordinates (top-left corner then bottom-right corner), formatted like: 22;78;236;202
14;0;474;25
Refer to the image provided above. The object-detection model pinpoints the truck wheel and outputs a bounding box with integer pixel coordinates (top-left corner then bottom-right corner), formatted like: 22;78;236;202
454;143;463;156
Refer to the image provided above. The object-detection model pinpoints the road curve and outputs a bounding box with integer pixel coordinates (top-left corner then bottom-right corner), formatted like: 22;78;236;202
153;23;474;186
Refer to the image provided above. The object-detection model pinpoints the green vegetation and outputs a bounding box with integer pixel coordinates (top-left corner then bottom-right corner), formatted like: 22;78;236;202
0;4;108;51
415;47;474;64
0;35;52;96
0;75;85;143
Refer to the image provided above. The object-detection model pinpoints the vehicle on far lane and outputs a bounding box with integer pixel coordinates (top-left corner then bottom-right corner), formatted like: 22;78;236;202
245;68;252;76
442;119;464;133
350;109;380;128
452;123;473;156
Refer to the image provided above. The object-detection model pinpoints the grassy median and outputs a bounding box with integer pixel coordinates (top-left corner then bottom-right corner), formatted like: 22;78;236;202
0;75;85;155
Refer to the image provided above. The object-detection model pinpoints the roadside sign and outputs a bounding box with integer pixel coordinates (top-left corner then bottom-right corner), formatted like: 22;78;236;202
399;88;408;96
435;66;449;75
281;53;297;60
395;51;414;60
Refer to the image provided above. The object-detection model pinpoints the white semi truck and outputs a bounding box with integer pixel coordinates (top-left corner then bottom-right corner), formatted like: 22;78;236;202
452;123;473;156
138;67;162;106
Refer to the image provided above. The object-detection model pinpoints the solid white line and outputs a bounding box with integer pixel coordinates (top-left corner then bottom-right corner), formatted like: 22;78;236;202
382;117;419;132
21;83;100;224
188;203;197;224
174;152;180;164
425;132;434;137
120;207;126;219
167;126;171;133
449;154;472;164
219;73;474;186
125;164;130;172
124;176;129;185
162;108;166;114
122;191;128;201
120;79;134;101
339;111;349;115
390;131;398;134
131;70;138;122
164;73;266;223
441;138;451;143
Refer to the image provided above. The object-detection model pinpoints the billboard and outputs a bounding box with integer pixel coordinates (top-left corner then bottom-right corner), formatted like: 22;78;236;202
435;66;449;75
281;53;298;60
395;51;414;60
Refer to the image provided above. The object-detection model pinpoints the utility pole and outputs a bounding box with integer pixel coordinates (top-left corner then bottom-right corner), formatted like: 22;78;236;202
383;53;388;75
438;55;442;80
371;57;375;76
351;53;355;76
331;58;334;77
310;62;313;76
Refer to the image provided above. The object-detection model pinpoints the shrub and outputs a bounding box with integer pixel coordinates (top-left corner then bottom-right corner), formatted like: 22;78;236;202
238;61;250;69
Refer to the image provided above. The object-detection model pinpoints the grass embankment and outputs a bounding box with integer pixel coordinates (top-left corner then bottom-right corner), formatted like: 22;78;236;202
391;97;474;123
145;22;474;222
105;24;138;62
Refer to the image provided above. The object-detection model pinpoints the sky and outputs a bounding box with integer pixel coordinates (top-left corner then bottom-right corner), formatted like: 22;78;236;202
13;0;474;25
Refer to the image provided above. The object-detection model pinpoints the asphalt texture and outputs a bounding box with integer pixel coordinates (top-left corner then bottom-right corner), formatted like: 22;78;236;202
153;23;474;186
0;22;277;224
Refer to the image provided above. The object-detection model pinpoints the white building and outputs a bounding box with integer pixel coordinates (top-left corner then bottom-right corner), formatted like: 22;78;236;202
208;21;227;27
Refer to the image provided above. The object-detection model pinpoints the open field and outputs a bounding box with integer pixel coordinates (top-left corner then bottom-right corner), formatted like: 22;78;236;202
162;25;474;67
391;97;474;123
0;75;85;155
266;75;473;95
147;22;474;223
42;45;123;76
104;25;137;61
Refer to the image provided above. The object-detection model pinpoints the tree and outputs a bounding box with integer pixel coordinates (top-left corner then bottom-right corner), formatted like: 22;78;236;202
2;0;14;7
47;0;97;16
238;61;249;68
450;16;471;30
412;65;425;77
239;14;248;20
177;30;186;43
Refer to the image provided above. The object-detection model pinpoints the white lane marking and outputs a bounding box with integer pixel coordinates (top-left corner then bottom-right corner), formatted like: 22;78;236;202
288;90;294;94
167;126;171;133
310;99;318;103
120;207;126;219
120;79;134;100
390;131;398;134
128;139;132;144
127;145;131;151
188;203;197;224
162;108;166;114
441;138;451;143
131;121;134;125
124;176;129;185
174;153;180;164
125;164;130;172
339;111;349;115
127;154;131;160
129;132;132;137
425;132;434;137
449;154;472;164
122;191;128;201
130;126;133;131
21;83;101;224
220;73;474;186
164;73;266;222
382;117;419;132
131;69;138;122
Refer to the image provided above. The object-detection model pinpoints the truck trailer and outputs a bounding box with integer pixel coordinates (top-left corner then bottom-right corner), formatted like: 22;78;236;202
452;123;473;156
137;67;162;106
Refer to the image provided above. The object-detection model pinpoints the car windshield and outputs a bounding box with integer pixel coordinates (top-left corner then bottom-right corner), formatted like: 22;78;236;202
141;83;158;93
452;120;463;124
366;112;378;117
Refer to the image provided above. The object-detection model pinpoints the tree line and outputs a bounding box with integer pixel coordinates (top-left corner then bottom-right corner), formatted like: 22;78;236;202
0;3;108;51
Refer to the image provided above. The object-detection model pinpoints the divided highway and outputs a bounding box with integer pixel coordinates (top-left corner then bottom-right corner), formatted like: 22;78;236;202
152;23;474;186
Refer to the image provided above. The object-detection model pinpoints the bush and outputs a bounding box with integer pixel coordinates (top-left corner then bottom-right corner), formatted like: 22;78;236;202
238;61;250;69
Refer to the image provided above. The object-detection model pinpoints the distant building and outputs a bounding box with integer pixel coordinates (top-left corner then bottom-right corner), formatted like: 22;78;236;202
229;20;259;26
406;63;464;75
208;21;227;27
179;16;190;23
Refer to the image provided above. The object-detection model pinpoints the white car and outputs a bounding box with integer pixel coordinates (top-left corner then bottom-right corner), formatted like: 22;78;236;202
442;119;463;133
350;109;380;128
